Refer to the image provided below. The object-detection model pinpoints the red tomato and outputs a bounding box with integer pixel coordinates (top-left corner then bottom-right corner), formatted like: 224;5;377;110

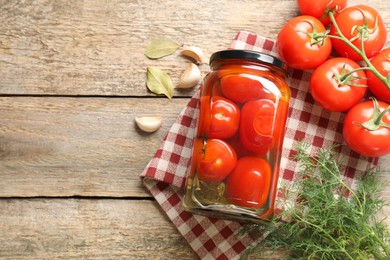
310;57;367;112
188;138;204;178
277;15;332;70
196;95;211;137
343;99;390;157
198;139;237;182
367;48;390;102
297;0;347;26
207;96;240;139
330;5;387;61
220;75;274;103
240;99;275;154
226;156;272;208
227;134;257;158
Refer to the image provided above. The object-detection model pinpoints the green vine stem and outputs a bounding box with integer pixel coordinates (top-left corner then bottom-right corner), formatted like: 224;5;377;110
327;11;390;91
334;66;368;87
356;98;390;130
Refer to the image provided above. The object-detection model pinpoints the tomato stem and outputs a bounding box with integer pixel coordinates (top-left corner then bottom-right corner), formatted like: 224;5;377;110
336;66;368;87
374;102;390;126
328;12;390;91
355;98;390;130
300;20;328;46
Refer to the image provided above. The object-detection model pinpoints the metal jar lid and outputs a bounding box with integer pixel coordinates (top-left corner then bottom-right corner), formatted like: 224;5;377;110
210;49;287;71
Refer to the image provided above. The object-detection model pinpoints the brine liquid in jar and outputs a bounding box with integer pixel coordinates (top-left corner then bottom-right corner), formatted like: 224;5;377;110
183;50;290;223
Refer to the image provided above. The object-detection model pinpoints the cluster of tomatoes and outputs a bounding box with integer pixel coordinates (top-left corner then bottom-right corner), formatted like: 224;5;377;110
277;0;390;157
192;74;287;209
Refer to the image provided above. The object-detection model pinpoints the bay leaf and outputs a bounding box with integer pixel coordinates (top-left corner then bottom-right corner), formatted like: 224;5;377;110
146;66;174;99
144;38;181;59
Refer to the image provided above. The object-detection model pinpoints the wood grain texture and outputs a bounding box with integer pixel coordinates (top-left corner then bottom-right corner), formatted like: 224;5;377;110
0;198;388;259
0;95;388;223
0;0;295;96
0;96;190;197
0;199;196;259
0;198;292;259
1;0;388;96
0;0;390;259
0;95;389;200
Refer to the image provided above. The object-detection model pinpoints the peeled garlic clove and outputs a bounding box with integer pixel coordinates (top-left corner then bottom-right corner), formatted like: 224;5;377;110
135;116;162;133
180;46;206;64
177;63;201;89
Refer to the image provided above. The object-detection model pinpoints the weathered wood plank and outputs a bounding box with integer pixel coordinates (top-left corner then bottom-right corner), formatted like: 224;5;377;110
0;95;389;212
0;197;388;260
1;0;388;96
0;96;190;197
0;0;295;96
0;199;196;259
0;0;389;259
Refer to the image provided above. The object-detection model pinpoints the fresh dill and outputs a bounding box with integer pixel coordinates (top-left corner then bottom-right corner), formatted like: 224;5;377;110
242;143;390;260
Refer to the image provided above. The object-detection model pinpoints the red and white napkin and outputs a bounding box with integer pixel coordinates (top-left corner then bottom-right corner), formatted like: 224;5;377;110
140;31;379;260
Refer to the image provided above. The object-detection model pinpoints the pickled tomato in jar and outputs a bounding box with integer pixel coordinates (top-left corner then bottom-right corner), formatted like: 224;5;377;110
183;50;290;223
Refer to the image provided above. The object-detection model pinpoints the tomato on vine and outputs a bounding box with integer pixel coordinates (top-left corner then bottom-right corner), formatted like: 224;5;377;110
277;15;332;70
297;0;347;26
343;99;390;157
197;139;237;182
366;48;390;102
329;5;387;61
310;57;367;112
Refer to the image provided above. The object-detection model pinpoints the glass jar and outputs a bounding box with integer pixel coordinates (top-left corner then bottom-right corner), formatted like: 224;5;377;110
183;50;290;223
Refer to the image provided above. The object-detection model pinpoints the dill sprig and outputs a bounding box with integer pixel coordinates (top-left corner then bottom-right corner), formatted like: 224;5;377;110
242;143;390;260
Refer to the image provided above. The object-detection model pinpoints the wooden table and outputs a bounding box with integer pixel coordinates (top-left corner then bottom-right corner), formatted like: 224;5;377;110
1;0;389;259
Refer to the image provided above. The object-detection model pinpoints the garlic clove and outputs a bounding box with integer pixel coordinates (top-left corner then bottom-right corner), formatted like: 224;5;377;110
180;46;206;64
135;116;163;133
177;63;201;89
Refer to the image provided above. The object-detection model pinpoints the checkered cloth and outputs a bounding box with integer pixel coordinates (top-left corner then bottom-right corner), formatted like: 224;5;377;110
140;31;379;259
